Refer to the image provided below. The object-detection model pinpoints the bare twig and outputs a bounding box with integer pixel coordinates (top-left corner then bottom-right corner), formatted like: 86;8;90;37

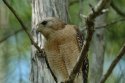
99;42;125;83
2;0;42;52
67;0;111;82
82;18;125;31
111;1;125;17
0;29;23;43
95;18;125;29
89;4;95;13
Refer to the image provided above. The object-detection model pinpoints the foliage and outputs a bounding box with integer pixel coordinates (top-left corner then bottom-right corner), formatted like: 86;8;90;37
0;0;31;83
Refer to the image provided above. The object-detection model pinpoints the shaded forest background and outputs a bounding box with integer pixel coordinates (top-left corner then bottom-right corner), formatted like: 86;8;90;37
0;0;125;83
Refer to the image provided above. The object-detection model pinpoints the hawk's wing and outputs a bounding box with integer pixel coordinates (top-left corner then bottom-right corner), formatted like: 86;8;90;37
76;28;89;83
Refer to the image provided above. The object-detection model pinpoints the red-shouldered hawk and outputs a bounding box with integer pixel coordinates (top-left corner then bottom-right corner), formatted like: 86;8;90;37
36;17;88;83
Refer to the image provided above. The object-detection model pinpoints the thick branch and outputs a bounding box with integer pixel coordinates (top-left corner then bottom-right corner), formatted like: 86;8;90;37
2;0;42;52
67;0;111;82
99;42;125;83
111;1;125;17
0;29;23;43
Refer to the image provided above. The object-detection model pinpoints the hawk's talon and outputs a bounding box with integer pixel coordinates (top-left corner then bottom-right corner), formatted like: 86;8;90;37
35;49;45;58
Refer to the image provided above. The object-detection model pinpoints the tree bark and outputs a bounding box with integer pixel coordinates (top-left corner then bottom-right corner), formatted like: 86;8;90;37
31;0;69;83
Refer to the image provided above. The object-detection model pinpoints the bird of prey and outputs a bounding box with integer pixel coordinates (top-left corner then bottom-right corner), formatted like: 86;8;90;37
36;17;88;83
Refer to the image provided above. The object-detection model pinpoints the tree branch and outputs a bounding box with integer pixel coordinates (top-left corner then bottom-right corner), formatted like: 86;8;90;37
99;42;125;83
2;0;42;52
111;1;125;17
0;29;23;43
2;0;57;82
95;18;125;29
82;18;125;31
66;0;111;82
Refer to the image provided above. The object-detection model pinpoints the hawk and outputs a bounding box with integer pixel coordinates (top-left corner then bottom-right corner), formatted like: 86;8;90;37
36;17;88;83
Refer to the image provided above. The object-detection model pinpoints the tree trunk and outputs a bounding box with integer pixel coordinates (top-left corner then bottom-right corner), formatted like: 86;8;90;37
89;14;106;83
31;0;69;83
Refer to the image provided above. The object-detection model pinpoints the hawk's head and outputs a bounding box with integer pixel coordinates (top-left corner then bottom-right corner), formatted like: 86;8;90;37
36;17;65;38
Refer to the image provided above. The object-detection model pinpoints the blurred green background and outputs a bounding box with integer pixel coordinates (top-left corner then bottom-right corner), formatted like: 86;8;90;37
0;0;125;83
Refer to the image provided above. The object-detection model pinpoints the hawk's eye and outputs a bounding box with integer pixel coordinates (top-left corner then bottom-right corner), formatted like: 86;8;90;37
41;21;47;25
